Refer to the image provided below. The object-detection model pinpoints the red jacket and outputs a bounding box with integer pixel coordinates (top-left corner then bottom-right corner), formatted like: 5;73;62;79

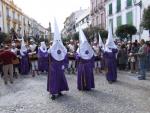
0;50;17;65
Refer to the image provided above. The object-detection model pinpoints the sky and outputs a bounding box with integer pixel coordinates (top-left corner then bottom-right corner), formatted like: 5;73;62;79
13;0;90;31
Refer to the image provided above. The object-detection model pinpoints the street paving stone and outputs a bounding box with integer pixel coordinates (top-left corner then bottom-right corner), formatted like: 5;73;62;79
0;71;150;113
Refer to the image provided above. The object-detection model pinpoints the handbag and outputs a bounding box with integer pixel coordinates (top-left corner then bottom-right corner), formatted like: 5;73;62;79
12;58;20;64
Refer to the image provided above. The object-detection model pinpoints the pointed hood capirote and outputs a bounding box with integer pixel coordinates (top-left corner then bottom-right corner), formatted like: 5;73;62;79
77;27;94;60
105;25;117;52
40;41;47;53
20;37;27;56
49;18;67;61
98;33;105;50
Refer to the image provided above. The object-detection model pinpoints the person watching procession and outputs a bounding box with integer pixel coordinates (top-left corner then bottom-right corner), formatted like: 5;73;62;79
67;39;76;74
11;42;20;78
0;43;17;85
28;39;39;77
92;37;102;74
136;39;147;80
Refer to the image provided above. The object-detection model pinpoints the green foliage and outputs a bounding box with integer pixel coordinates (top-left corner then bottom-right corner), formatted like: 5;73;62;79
99;30;108;40
38;37;45;43
141;6;150;30
72;32;78;41
116;24;137;40
72;27;108;42
62;36;70;43
0;32;8;44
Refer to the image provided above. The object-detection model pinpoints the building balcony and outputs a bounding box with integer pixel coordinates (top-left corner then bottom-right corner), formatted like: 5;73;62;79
7;15;11;21
95;24;105;29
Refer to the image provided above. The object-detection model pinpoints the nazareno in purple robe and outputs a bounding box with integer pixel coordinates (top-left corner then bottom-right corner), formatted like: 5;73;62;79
76;54;95;90
38;49;48;72
104;49;118;82
47;54;69;95
20;51;30;75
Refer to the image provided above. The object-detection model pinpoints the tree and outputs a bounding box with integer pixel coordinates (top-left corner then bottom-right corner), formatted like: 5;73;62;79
99;30;108;40
72;32;79;41
63;37;70;42
116;24;137;40
141;6;150;32
72;27;108;42
0;32;8;44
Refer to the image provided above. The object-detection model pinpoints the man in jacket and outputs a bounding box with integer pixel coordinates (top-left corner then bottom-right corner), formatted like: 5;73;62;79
0;45;17;84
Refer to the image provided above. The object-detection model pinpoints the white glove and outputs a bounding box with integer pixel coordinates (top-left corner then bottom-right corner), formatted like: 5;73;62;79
62;65;65;70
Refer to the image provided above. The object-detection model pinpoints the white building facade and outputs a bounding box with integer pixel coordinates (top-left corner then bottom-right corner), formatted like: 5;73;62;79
105;0;150;41
90;0;106;29
62;9;87;38
0;0;48;39
0;0;3;31
75;8;91;32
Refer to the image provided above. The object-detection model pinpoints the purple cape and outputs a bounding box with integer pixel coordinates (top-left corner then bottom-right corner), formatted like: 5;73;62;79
76;55;95;90
47;54;69;95
20;51;30;75
38;49;48;72
104;49;118;81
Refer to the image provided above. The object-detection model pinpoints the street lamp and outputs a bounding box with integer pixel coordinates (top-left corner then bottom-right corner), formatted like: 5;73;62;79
133;0;143;40
133;0;142;7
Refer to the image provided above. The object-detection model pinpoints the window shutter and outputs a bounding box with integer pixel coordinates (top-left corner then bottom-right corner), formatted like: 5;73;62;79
117;16;122;27
117;0;121;12
127;0;132;7
126;11;133;25
109;3;112;15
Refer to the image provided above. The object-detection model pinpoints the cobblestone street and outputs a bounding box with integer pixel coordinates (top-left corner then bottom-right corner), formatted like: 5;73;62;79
0;71;150;113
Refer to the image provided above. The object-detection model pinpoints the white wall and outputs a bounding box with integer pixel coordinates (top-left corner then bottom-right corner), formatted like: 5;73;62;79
0;1;3;31
105;0;150;41
75;19;91;32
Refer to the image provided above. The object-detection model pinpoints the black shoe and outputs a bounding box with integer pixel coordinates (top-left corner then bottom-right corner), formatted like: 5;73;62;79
108;81;113;84
51;95;56;100
10;81;13;84
58;92;63;96
4;81;8;85
138;76;146;80
112;80;117;82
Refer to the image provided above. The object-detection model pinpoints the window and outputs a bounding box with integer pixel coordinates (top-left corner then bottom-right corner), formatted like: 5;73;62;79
18;15;19;20
127;0;132;7
7;24;10;32
109;3;113;15
13;11;15;19
96;0;98;7
96;16;99;26
126;11;133;25
101;13;105;28
116;0;121;12
6;7;9;16
100;13;103;23
117;16;122;27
